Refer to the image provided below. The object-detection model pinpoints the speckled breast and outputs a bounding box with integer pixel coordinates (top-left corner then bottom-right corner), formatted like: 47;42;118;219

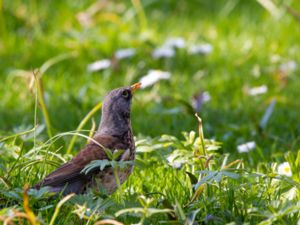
90;148;135;194
94;165;134;194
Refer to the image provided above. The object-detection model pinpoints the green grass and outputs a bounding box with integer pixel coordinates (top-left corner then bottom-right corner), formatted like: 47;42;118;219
0;0;300;224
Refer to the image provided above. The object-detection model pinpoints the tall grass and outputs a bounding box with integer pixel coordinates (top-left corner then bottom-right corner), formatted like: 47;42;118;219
0;0;299;224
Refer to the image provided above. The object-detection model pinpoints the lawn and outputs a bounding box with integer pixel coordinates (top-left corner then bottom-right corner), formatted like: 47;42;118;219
0;0;300;224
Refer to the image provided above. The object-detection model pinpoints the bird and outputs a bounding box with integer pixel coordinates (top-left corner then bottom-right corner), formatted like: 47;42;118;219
33;83;141;195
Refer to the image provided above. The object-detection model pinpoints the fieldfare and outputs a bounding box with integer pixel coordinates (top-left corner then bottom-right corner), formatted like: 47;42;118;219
34;83;141;195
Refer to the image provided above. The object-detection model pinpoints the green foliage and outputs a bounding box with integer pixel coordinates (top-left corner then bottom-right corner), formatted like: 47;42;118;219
1;0;300;224
82;159;134;174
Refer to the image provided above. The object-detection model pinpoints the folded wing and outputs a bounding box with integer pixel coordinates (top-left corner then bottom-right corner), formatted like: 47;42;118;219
34;134;127;193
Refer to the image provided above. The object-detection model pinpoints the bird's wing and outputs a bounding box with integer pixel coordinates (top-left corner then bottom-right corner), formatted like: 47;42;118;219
35;134;127;188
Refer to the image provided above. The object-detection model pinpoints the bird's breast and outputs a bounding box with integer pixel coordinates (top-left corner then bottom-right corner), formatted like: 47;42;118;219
91;165;134;194
88;147;135;194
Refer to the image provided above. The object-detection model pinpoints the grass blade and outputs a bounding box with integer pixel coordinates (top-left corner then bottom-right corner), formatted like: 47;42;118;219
260;99;276;129
23;185;40;225
33;71;53;138
66;102;102;154
49;193;75;225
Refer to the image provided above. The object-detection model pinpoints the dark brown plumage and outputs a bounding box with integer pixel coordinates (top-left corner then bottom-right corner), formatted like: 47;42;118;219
33;83;141;195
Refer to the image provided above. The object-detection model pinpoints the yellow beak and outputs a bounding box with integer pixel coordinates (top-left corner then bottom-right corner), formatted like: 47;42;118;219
130;82;141;93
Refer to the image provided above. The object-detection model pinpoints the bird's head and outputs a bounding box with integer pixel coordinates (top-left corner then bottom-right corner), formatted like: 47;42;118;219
102;83;141;118
98;83;141;136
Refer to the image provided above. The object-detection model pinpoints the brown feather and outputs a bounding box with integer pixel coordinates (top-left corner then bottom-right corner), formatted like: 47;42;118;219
33;85;139;195
34;134;129;189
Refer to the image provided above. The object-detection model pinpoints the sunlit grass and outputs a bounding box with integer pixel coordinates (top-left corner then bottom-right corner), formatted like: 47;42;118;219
0;0;300;224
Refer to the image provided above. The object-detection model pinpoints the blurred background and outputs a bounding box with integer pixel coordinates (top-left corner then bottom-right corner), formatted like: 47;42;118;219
0;0;299;158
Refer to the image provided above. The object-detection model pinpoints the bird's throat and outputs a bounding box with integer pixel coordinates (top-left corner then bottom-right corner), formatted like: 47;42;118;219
98;112;131;137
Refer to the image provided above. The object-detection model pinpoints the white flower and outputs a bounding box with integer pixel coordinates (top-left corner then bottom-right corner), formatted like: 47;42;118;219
279;60;297;73
169;160;183;169
237;141;256;153
115;48;136;59
167;154;184;169
281;187;297;201
87;59;111;72
152;37;185;59
164;37;186;49
247;85;268;96
139;70;171;88
270;54;281;63
152;47;175;59
277;162;292;177
188;43;213;55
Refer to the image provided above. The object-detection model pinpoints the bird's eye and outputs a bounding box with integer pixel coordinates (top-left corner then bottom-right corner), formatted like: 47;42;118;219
122;90;130;98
